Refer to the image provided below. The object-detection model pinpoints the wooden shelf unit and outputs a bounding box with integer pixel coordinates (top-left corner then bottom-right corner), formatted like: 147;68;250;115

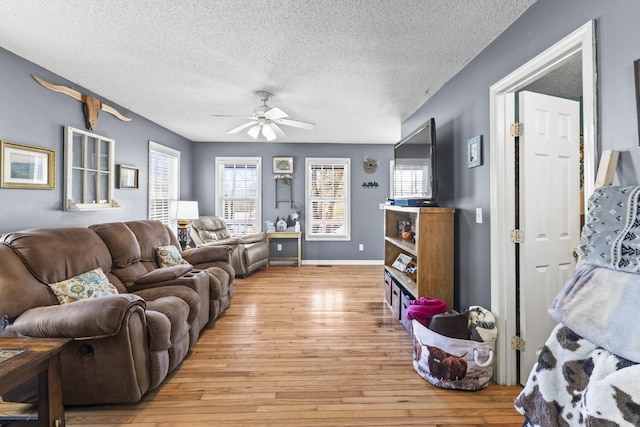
383;205;455;309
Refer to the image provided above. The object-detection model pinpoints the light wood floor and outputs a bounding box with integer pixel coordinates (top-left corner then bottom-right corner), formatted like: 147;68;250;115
2;265;524;426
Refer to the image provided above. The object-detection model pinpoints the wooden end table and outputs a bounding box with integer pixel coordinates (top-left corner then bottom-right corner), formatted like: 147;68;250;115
0;337;72;427
267;231;302;267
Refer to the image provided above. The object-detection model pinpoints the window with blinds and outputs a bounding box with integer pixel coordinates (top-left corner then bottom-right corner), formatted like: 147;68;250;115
390;159;431;198
215;157;261;236
148;141;180;227
305;158;350;241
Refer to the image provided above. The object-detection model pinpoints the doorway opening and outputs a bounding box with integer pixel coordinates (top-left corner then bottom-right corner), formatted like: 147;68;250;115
488;20;597;386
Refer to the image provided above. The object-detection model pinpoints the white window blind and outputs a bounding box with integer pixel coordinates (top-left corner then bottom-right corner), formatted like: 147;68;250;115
148;141;180;227
215;157;261;236
305;158;350;241
391;159;430;198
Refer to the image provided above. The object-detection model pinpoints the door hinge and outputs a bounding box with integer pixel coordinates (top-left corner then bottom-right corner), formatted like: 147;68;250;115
511;229;524;243
510;122;523;137
511;336;526;351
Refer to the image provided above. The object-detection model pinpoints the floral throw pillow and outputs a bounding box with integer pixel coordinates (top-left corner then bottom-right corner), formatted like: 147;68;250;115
49;267;118;304
156;245;189;268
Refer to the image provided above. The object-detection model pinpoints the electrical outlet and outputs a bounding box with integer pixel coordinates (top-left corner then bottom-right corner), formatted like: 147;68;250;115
277;244;282;251
359;244;364;251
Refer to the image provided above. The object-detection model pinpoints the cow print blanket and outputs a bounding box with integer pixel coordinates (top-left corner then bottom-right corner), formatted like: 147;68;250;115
514;324;640;426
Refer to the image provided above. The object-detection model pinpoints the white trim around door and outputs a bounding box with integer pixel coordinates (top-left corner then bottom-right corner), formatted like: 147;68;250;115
488;20;597;386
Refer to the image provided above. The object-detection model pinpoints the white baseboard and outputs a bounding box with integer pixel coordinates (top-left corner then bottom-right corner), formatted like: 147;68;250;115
301;260;384;266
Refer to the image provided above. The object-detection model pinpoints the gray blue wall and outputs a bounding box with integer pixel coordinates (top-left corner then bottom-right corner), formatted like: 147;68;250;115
192;142;391;261
402;0;640;309
0;48;193;232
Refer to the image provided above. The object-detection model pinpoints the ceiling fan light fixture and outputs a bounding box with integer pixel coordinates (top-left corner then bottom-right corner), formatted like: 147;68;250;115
262;123;277;141
247;124;261;139
221;90;316;141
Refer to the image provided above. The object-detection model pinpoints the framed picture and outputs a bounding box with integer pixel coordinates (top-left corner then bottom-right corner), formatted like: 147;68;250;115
118;165;139;189
392;253;412;272
0;140;55;189
273;156;293;174
467;135;482;168
635;58;640;145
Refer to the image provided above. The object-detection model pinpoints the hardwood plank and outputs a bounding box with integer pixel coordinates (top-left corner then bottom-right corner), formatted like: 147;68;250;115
1;265;524;426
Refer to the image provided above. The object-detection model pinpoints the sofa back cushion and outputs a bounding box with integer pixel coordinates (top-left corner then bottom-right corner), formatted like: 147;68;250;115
1;227;113;285
90;221;149;289
0;243;58;319
125;220;180;263
191;216;230;243
90;222;141;268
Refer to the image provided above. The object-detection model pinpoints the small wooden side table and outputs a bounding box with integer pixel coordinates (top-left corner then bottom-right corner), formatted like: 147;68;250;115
0;337;72;427
267;231;302;267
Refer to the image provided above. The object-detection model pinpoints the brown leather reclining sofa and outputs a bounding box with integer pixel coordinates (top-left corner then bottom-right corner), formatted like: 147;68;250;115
0;220;233;405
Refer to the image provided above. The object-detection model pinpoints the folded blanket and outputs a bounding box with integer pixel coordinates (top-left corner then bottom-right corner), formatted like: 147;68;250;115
467;306;497;343
515;324;640;427
549;262;640;363
406;297;447;328
429;310;469;340
577;185;640;272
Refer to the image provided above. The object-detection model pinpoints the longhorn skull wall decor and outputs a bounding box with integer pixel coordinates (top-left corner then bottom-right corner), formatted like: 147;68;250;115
32;75;132;130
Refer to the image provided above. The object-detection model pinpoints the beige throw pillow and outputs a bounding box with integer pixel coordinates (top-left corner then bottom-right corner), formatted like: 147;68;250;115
49;267;118;304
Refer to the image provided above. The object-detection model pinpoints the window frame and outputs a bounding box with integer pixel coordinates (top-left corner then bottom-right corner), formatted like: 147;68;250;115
305;157;351;241
215;156;262;236
64;126;118;211
148;141;180;228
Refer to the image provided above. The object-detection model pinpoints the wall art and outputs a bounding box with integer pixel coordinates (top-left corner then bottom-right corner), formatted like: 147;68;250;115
1;140;55;189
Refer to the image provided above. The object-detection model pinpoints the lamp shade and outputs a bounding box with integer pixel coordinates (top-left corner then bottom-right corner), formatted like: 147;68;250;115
169;201;199;220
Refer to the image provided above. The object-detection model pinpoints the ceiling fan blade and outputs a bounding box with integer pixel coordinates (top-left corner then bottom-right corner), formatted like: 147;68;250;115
270;122;288;138
264;106;289;120
226;120;258;134
247;124;261;139
275;118;316;130
262;123;277;141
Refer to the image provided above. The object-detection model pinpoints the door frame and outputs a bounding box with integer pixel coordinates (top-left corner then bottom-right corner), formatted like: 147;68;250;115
488;20;597;386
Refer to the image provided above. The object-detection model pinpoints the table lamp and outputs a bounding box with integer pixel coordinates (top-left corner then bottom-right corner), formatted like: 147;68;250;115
169;200;199;250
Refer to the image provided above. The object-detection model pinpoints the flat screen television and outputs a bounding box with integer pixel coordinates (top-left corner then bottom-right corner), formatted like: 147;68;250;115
392;117;437;206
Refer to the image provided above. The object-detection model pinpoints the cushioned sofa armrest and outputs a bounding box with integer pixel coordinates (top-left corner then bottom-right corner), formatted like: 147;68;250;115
12;294;145;339
239;231;267;244
134;264;193;285
134;285;201;325
182;245;232;264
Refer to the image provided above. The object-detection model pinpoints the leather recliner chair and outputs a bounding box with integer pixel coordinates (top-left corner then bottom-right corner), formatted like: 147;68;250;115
189;216;269;277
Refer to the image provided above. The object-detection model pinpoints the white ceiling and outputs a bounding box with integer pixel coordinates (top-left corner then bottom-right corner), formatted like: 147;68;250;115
0;0;537;144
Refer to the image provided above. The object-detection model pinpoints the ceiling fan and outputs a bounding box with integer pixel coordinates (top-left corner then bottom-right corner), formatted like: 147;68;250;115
219;91;315;141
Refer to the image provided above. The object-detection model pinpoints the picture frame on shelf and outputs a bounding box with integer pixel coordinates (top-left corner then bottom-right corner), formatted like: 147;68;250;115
392;253;412;272
273;156;293;174
0;140;55;189
467;135;482;168
118;165;139;189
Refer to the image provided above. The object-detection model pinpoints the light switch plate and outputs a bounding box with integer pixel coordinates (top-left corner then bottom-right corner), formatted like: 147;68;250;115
476;208;483;224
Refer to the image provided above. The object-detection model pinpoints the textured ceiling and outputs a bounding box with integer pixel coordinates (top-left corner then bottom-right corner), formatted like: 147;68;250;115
0;0;537;143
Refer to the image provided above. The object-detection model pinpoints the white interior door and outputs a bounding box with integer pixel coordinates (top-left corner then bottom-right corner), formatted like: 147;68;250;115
518;91;581;385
